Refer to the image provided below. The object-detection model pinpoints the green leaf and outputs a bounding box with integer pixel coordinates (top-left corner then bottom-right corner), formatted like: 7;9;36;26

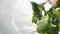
53;9;60;20
50;23;56;27
38;3;44;11
48;7;60;20
47;26;58;34
37;20;48;33
59;22;60;31
56;0;60;8
47;7;53;16
32;15;37;24
36;15;49;33
31;1;42;20
53;8;56;14
40;31;48;34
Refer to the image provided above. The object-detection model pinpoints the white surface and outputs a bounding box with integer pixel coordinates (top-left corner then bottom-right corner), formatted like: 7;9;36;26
0;0;36;34
44;2;52;11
